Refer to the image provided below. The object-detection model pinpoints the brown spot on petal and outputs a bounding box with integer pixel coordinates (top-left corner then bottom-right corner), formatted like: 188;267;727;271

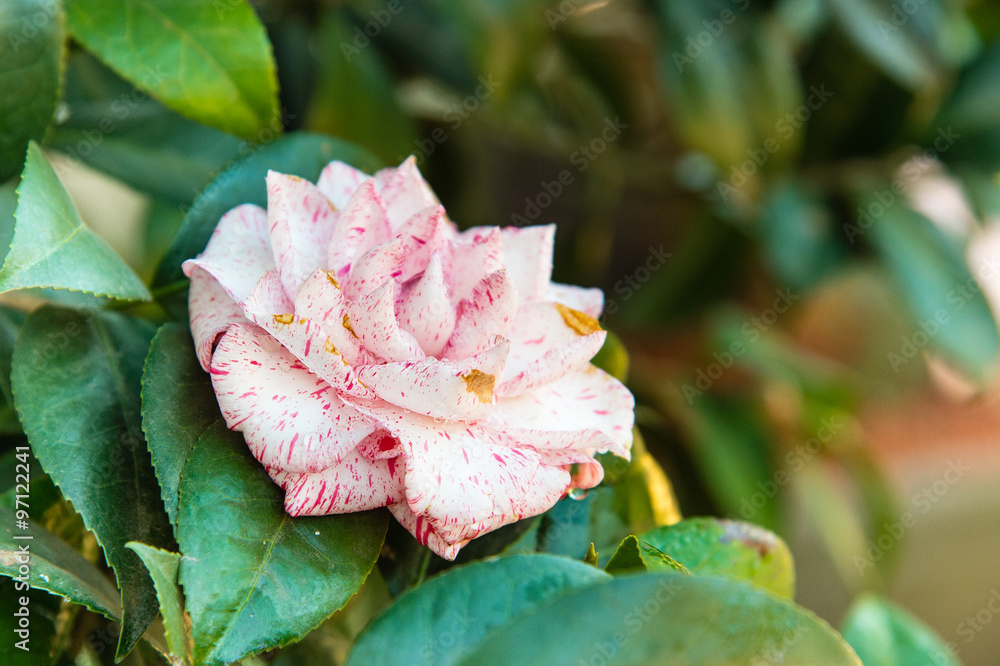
343;314;358;337
324;270;341;289
462;369;495;403
324;339;340;355
556;303;602;336
273;313;295;325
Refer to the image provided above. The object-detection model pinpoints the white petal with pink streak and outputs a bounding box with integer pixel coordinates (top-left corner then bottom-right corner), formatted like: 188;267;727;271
266;172;338;296
187;267;246;370
181;204;273;304
443;269;518;359
395;253;456;357
272;450;404;516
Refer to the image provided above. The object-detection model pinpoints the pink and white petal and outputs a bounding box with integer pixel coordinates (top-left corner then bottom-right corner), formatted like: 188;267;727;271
548;282;604;318
344;237;404;300
395;253;456;357
182;204;273;303
211;323;376;473
345;281;425;363
326;179;392;278
244;273;373;396
501;225;555;302
316;160;370;209
375;156;439;230
272;450;404;516
356;429;404;460
498;302;606;396
492;365;635;458
357;338;508;420
294;269;370;366
188;267;246;370
266;171;338;296
420;462;570;550
442;269;518;359
395;205;452;282
448;227;504;304
388;503;464;561
571;460;605;490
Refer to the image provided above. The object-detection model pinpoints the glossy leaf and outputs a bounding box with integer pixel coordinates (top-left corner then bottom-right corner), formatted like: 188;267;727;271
127;543;190;665
65;0;279;139
348;554;610;666
0;507;121;619
640;518;795;599
11;306;172;659
176;420;387;665
0;0;65;182
141;323;222;526
457;573;862;665
840;595;961;666
153;132;381;291
0;142;151;300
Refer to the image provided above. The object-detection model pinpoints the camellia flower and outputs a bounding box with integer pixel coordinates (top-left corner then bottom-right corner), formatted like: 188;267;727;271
183;157;634;559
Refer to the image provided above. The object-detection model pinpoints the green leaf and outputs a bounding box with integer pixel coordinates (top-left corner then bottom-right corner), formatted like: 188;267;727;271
177;420;387;665
153;132;381;292
840;595;961;666
127;543;190;665
0;507;121;619
0;580;62;665
0;0;66;182
604;535;690;575
639;517;795;599
937;43;1000;135
65;0;278;139
11;306;173;659
141;323;222;526
0;306;25;434
348;554;610;666
864;201;1000;381
457;573;862;665
826;0;935;90
0;142;151;300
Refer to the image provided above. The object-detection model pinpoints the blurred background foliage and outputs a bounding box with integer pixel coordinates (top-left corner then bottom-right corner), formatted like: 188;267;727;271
4;0;1000;663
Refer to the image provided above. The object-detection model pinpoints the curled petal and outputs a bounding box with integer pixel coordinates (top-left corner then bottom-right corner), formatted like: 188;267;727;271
327;179;391;278
395;205;452;282
501;225;555;302
443;269;518;359
548;282;604;318
294;269;370;366
357;338;508;420
375;156;439;230
498;302;606;396
492;365;634;459
345;237;404;300
181;204;273;303
448;227;504;304
188;267;245;370
267;171;338;296
345;281;425;362
316;160;370;209
356;429;403;460
245;273;372;396
211;323;376;473
388;503;463;561
395;253;456;357
272;450;404;516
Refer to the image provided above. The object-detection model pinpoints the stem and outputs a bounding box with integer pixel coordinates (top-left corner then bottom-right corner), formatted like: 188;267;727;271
413;547;433;587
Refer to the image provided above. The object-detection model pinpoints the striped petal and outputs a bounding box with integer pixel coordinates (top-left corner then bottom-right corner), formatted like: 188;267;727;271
267;171;338;296
395;253;456;357
188;267;245;370
326;178;391;278
395;205;452;282
344;237;404;300
181;204;273;303
498;302;606;396
272;450;404;516
211;323;376;473
448;227;504;304
316;160;370;209
375;156;439;230
501;225;555;302
294;269;370;366
345;281;425;362
443;269;518;359
357;338;508;420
